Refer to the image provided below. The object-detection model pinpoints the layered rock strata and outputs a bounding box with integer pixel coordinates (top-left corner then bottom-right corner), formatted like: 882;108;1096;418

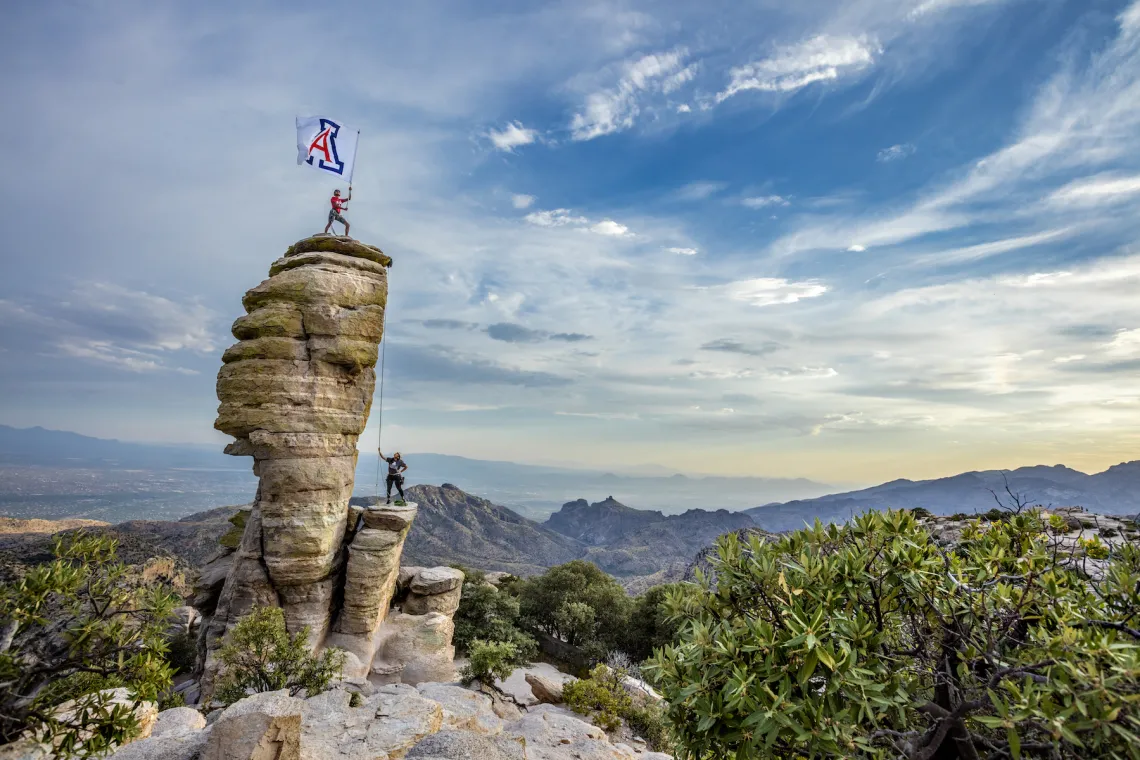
201;236;457;692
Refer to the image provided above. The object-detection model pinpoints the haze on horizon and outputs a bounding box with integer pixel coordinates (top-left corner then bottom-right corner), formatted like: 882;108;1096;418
3;0;1140;485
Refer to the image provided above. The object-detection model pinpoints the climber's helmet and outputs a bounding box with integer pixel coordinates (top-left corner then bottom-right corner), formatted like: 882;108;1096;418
333;189;341;196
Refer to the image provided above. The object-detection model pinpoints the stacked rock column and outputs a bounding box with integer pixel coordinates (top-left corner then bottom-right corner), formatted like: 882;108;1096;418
208;236;391;663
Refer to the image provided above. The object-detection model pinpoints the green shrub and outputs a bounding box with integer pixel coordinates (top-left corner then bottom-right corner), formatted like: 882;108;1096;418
910;507;933;519
1078;535;1111;560
626;701;671;751
460;639;518;685
564;664;673;751
564;664;632;733
648;509;1140;759
214;606;346;706
452;569;536;665
1102;527;1120;539
0;532;179;755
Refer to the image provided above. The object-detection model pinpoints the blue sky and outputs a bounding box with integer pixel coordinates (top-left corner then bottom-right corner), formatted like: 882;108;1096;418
3;0;1140;483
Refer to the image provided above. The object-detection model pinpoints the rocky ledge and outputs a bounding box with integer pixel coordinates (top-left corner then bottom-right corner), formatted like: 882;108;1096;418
103;682;673;760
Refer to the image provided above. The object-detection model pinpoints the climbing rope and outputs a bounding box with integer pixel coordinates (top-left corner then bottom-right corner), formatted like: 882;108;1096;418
373;330;387;503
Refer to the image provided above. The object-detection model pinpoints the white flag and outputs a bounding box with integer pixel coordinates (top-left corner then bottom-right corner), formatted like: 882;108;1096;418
296;116;359;183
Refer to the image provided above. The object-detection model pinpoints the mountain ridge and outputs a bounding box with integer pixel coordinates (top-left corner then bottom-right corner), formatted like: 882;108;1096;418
747;461;1140;531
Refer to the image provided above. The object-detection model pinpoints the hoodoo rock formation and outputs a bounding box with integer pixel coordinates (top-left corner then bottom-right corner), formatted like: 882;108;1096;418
197;236;460;693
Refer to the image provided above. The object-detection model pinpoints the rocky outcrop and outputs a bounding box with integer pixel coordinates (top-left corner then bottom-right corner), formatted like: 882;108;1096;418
524;673;567;705
109;685;674;760
198;236;463;695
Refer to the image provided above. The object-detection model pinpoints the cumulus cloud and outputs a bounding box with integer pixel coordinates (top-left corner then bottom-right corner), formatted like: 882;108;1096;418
511;194;536;209
570;49;691;140
876;143;916;162
847;244;867;252
742;195;790;209
488;122;539;152
717;36;879;103
723;278;829;307
590;219;630;237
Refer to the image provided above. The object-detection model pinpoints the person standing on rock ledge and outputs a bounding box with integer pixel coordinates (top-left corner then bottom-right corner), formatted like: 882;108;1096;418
380;450;408;503
324;186;352;236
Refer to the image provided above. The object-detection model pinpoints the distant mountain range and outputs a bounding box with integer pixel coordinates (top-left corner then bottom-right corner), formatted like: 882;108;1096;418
746;463;1140;532
0;425;244;471
0;425;835;519
356;485;755;588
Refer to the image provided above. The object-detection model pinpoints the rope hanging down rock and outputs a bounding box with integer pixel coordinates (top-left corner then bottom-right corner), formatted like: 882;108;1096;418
374;329;387;501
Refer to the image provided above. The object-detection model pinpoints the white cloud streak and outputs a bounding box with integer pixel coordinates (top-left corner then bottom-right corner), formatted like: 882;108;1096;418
717;36;879;103
570;48;691;140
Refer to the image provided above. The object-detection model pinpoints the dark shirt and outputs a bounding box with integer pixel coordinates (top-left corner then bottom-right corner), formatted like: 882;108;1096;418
385;456;407;475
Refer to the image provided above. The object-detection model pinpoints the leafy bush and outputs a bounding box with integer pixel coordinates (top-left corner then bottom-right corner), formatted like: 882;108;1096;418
215;606;345;706
452;569;536;665
460;639;518;685
564;664;632;732
565;663;673;751
648;509;1140;759
0;532;179;756
910;507;934;519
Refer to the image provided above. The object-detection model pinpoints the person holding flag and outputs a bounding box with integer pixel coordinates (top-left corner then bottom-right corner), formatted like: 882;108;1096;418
325;186;352;236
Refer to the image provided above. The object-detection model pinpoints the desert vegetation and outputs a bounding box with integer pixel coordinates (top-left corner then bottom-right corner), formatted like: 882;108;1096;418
648;508;1140;759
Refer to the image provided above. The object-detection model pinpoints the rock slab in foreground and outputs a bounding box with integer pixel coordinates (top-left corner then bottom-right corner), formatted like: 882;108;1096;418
108;684;673;760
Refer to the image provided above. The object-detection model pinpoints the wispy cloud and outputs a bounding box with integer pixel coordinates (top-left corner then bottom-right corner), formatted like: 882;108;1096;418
701;339;783;357
723;278;829;307
486;323;592;344
570;48;691;140
717;36;879;103
877;143;916;162
511;193;536;209
1049;174;1140;206
742;195;790;209
524;207;633;237
673;181;726;201
524;208;588;227
666;247;698;255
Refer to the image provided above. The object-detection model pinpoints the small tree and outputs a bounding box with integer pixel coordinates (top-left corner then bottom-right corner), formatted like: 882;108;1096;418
452;569;536;664
460;639;518;686
0;532;179;756
214;606;345;706
517;560;631;657
648;509;1140;759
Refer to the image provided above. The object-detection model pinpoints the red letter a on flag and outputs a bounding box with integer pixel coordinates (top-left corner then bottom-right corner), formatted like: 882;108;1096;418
308;128;333;162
